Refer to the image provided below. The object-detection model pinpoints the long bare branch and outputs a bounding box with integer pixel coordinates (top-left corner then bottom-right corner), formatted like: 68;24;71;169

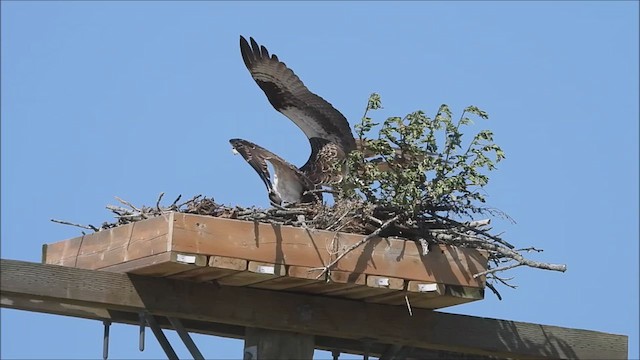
50;219;98;232
310;215;399;279
429;212;514;248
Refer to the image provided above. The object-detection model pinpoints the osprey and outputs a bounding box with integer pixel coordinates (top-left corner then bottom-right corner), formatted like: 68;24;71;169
230;36;356;205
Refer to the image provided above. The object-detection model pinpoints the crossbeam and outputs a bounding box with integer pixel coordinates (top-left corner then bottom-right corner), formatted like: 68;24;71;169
0;259;628;359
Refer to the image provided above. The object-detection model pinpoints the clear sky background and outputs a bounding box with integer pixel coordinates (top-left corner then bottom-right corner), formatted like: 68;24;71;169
1;1;638;359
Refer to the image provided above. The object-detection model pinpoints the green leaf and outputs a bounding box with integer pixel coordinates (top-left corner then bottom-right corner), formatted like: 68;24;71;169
337;94;506;218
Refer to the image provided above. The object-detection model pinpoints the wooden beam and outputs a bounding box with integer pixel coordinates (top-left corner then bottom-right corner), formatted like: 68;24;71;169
0;259;628;359
0;302;490;359
244;328;314;360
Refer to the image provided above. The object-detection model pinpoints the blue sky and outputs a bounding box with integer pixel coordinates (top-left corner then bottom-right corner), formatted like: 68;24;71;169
1;1;638;359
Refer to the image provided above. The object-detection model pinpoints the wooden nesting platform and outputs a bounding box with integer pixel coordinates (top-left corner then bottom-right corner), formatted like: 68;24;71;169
43;212;488;310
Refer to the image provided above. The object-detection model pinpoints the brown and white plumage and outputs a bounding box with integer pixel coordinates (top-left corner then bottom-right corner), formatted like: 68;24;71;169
230;36;356;205
229;138;318;204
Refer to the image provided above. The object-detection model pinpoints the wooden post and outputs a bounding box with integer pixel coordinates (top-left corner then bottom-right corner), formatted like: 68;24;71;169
244;328;314;360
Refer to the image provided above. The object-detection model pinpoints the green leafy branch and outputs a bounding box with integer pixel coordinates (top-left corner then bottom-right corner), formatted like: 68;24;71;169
340;93;506;219
329;93;566;298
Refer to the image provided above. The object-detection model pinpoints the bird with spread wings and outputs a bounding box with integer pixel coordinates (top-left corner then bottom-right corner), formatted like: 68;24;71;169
230;36;356;206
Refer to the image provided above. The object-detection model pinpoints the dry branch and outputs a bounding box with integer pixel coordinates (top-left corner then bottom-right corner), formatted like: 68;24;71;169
50;219;98;232
310;215;399;279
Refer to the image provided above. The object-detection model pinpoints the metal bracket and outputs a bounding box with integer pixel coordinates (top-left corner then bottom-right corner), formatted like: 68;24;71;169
138;312;146;352
100;312;205;360
332;349;341;360
102;320;111;360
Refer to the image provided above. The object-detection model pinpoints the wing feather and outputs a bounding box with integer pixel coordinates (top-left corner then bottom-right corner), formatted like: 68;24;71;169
229;138;275;193
240;36;356;153
229;138;316;201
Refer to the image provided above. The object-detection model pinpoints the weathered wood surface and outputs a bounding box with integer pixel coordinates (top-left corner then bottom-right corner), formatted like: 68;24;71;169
169;213;488;286
43;215;172;269
1;259;628;359
44;213;487;285
42;212;490;309
244;328;315;360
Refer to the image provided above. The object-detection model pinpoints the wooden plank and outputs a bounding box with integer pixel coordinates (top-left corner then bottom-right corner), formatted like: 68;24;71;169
365;282;484;310
331;240;486;287
323;275;405;300
215;261;286;287
170;214;488;287
211;255;248;271
249;266;323;291
407;281;446;295
447;285;484;300
171;214;328;267
328;269;366;286
1;259;628;360
169;266;233;282
41;244;48;264
248;261;287;276
288;265;326;281
286;270;366;295
43;215;172;270
366;275;405;290
414;285;482;309
365;282;445;307
42;235;85;266
100;252;207;277
170;256;248;282
2;293;113;320
100;252;172;274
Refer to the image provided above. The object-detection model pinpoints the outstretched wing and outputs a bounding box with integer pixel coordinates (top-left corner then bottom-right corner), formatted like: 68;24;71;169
229;138;317;204
240;36;356;154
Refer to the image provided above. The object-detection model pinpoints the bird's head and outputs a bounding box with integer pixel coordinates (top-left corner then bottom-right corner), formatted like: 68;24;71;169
268;191;282;206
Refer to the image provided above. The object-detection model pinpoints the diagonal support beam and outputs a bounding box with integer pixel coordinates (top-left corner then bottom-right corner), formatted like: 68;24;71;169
168;317;205;360
144;313;179;360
